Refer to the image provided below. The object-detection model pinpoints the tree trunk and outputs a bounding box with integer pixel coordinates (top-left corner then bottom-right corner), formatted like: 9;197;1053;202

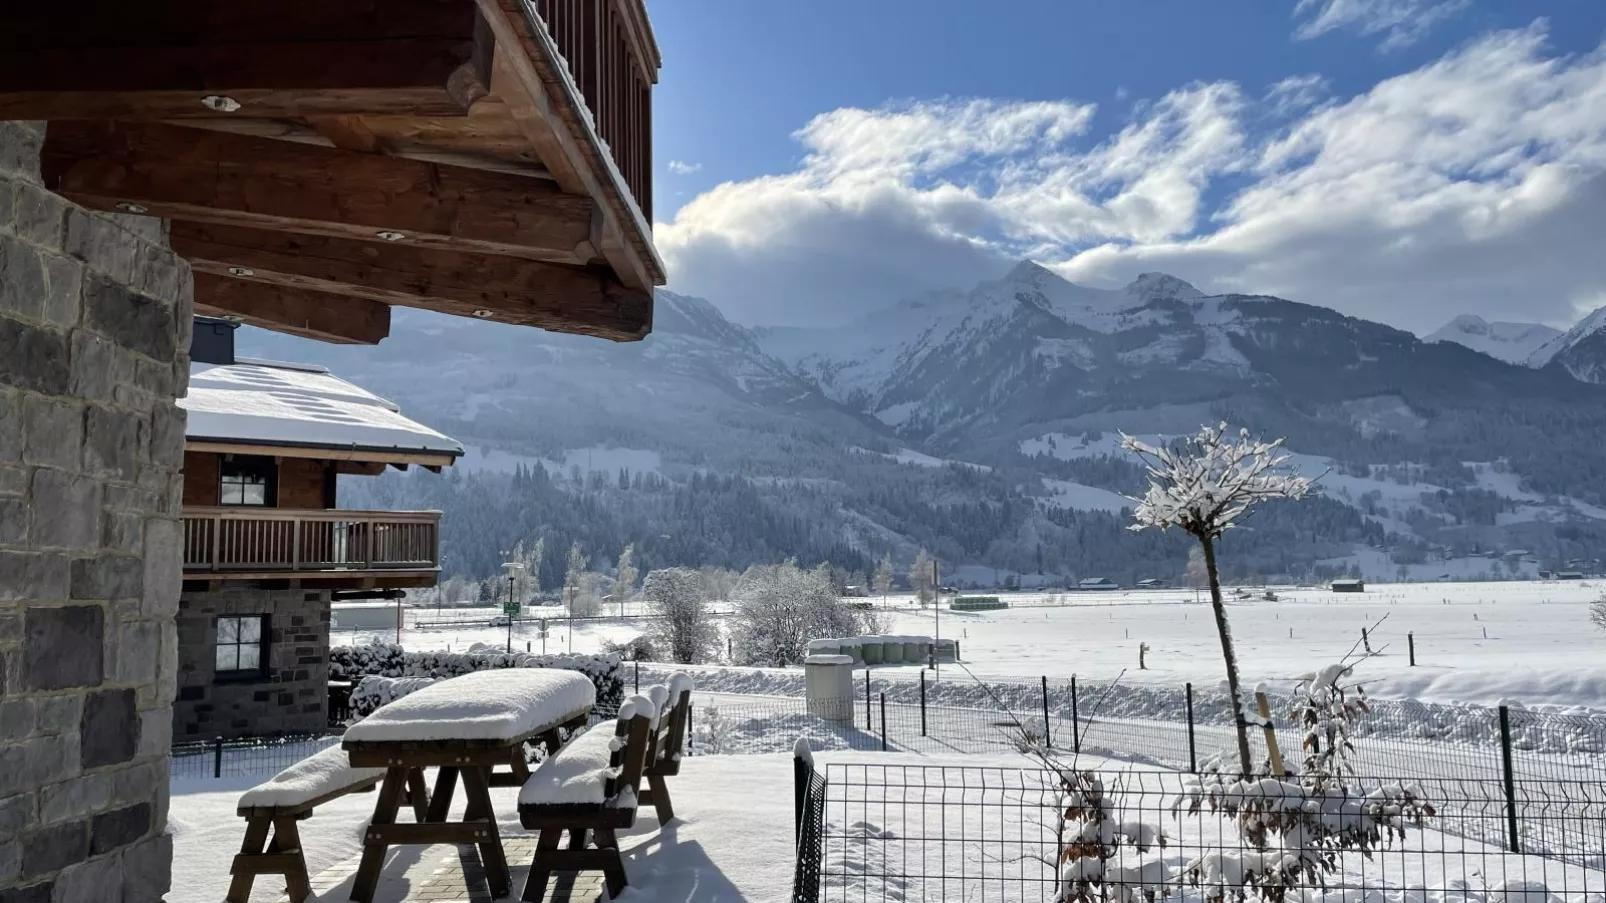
1200;534;1254;777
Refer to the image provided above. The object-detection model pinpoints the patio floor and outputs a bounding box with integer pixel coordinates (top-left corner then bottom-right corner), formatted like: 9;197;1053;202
287;838;607;902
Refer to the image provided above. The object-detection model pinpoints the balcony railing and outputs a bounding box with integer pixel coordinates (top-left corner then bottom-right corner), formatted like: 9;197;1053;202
530;0;656;220
181;508;441;575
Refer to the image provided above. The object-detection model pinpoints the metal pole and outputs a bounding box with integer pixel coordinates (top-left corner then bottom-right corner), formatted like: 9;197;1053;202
879;693;887;752
793;753;808;848
1070;676;1081;754
634;660;640;694
1186;682;1198;773
865;670;871;726
213;737;223;779
919;671;927;737
1041;676;1052;749
1408;632;1416;666
932;559;940;680
1499;705;1521;853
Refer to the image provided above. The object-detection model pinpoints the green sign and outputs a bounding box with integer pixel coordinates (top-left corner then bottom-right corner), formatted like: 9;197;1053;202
503;601;520;616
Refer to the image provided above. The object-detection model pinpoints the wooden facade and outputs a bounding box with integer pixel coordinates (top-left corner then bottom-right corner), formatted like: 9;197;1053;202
0;0;664;345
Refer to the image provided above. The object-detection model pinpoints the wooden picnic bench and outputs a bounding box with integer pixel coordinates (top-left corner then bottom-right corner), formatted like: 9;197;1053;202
341;669;596;903
517;701;656;901
226;743;429;903
639;675;694;823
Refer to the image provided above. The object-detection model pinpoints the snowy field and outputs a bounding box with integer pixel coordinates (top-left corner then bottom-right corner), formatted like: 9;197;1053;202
343;581;1606;710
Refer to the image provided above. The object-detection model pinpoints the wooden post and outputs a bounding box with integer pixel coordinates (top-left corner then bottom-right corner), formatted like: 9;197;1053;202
1040;676;1052;749
1185;683;1198;773
1255;692;1285;777
1408;632;1416;666
1070;676;1080;754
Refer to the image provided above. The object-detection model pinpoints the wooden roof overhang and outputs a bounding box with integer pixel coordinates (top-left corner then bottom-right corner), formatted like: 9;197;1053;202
186;438;460;473
0;0;663;344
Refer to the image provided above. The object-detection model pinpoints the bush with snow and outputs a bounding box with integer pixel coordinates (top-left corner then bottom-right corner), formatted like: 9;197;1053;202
331;642;624;714
643;566;721;664
728;560;875;667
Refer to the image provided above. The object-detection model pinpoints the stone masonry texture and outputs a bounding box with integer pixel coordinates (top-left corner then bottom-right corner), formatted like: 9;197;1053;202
173;587;332;741
0;120;190;902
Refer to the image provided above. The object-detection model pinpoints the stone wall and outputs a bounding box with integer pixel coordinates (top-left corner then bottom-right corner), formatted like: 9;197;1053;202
0;122;189;901
173;587;331;740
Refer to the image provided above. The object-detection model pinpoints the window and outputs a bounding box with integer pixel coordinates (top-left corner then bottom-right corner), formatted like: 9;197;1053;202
220;456;275;506
215;615;267;677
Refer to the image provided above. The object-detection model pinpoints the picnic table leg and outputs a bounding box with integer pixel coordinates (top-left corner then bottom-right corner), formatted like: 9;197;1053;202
538;728;564;758
643;772;675;823
460;766;510;898
521;829;562;902
273;815;313;903
425;766;458;823
350;768;407;903
567;828;588;851
405;768;431;821
225;816;271;903
593;827;628;899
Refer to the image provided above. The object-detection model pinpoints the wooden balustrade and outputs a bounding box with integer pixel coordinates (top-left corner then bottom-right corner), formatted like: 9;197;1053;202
530;0;655;220
181;508;441;575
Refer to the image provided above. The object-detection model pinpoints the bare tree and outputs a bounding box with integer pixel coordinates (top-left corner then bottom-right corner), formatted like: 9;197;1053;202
910;548;934;606
614;544;638;615
1591;594;1606;632
643;567;720;664
1122;423;1313;777
565;542;597;617
873;554;894;605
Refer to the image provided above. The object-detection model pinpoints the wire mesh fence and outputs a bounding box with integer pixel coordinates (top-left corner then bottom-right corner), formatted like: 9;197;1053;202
170;729;347;781
803;761;1606;903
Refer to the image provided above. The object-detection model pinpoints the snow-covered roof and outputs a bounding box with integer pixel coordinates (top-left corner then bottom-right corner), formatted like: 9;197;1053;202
179;357;462;461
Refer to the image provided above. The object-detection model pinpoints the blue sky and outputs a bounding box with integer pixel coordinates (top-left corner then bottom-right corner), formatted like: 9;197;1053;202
644;1;1606;332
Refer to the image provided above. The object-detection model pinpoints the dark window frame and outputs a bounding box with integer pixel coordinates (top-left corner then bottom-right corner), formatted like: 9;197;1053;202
214;614;270;682
219;455;277;507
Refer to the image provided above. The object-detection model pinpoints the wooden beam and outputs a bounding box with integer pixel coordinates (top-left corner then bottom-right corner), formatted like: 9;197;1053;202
43;122;595;263
185;441;458;469
192;272;391;345
0;1;493;120
308;116;389;154
172;223;651;342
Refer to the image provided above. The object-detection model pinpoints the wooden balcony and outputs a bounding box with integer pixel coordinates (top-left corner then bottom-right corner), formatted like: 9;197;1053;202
181;508;442;588
0;0;664;346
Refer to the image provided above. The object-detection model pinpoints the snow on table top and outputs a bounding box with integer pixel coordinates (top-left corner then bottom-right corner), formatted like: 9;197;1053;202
181;358;462;457
518;724;620;807
342;669;594;744
238;744;386;810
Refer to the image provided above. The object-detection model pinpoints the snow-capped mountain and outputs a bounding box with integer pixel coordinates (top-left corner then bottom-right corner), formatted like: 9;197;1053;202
1527;305;1606;383
1424;315;1562;365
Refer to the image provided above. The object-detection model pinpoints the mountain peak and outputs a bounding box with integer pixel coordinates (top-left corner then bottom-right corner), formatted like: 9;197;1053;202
1126;272;1203;302
1003;259;1062;286
1425;313;1562;366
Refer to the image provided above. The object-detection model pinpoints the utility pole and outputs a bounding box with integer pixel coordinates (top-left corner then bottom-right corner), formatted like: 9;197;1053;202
931;558;940;679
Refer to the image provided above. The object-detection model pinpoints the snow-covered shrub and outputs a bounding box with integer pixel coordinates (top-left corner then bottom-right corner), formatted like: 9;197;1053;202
694;704;728;755
643;567;720;664
330;642;624;712
1048;769;1169;903
729;561;870;667
349;675;437;718
602;635;658;662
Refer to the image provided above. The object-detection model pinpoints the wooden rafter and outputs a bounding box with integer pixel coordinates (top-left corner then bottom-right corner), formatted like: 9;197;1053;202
42;121;597;263
192;272;391;345
173;223;651;342
0;1;494;120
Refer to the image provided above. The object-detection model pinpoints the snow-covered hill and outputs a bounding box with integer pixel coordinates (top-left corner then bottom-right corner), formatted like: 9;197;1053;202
1527;304;1606;382
1424;314;1561;365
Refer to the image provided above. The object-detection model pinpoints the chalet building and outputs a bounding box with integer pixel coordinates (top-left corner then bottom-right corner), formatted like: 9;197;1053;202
172;318;461;740
1;2;662;897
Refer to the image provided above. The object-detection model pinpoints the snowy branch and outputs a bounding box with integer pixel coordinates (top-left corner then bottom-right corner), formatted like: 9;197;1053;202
1121;424;1314;540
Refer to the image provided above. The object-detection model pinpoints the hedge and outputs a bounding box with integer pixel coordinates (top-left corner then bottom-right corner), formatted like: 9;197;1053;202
330;641;624;715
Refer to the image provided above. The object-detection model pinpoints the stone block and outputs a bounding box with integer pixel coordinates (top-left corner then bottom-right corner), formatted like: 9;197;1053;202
11;182;67;250
24;605;102;691
89;803;149;855
0;839;16;888
0;393;20;462
0;551;69;603
136;708;170;761
29;469;100;550
81;275;174;362
64;211;137;286
0;697;36;738
0;122;43;181
0;241;47;321
67;330;131;404
0;793;32;839
49;850;120;903
79;689;136;769
0;497;25;544
140;519;181;618
81;406;138;480
35;695;80;735
40;255;83;328
0;613;17;642
99;512;142;556
38;773;113;825
147;404;185;469
0;881;53;903
109;620;159;685
0;464;25;496
0;316;70;395
108;761;161;810
20;395;82;471
132;244;185;305
120;833;171;903
70;555;142;602
19;819;85;879
0;736;72;798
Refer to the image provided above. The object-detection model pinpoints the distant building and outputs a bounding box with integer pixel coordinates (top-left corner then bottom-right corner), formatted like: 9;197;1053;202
1077;577;1120;591
1135;578;1166;589
1556;572;1586;581
1331;578;1366;593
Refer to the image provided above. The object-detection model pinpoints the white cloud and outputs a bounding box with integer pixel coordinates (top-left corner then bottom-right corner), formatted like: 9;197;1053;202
1293;0;1469;50
658;24;1606;332
667;159;702;175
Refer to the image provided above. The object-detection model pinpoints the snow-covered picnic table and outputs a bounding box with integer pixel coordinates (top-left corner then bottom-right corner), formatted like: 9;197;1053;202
340;669;595;903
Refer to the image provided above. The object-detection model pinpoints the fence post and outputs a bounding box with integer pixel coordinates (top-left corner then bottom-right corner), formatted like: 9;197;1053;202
687;704;694;755
1408;633;1416;667
879;693;887;752
1041;676;1052;749
634;661;640;694
1498;705;1521;854
865;670;871;727
793;751;808;848
1186;682;1198;773
919;671;927;737
1070;676;1081;754
212;736;224;778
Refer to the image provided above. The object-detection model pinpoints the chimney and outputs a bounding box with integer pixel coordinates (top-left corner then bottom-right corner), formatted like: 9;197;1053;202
191;316;238;365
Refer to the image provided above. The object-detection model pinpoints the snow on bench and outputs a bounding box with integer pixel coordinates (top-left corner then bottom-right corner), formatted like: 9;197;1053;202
342;669;595;744
237;743;386;812
520;694;656;808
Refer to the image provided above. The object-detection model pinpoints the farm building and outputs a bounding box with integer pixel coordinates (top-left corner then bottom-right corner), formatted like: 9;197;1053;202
1332;578;1366;593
